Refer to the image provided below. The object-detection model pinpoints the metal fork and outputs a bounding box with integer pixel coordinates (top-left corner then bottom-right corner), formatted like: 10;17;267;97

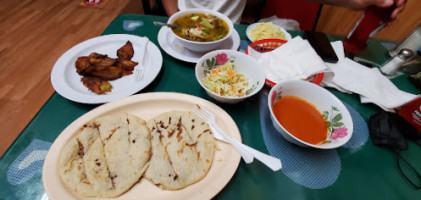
193;105;282;171
194;105;254;163
153;21;179;29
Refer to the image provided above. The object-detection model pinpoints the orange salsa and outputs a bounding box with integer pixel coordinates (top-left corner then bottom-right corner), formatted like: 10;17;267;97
272;96;328;145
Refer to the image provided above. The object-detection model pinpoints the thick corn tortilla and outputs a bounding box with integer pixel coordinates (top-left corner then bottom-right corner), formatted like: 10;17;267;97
145;110;215;190
58;113;151;197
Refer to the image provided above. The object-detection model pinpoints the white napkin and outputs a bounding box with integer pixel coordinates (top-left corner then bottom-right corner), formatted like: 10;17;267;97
247;36;333;83
322;41;419;111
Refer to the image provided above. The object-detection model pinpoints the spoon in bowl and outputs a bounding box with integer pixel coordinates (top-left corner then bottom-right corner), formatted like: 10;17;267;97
153;21;178;29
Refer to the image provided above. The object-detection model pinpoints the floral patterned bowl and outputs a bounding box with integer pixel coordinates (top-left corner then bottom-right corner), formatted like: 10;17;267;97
268;80;353;149
195;50;265;104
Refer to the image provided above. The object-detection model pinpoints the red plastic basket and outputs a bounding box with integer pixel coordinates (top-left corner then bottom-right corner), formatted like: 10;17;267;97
245;39;324;87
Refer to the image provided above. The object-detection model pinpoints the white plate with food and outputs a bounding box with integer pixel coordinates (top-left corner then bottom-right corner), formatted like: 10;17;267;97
157;27;240;63
42;92;242;200
51;34;163;104
246;22;292;42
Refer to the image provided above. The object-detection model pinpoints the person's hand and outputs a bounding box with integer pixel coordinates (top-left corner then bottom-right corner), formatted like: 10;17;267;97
346;0;394;10
348;0;406;19
390;0;406;19
310;0;406;19
356;0;406;19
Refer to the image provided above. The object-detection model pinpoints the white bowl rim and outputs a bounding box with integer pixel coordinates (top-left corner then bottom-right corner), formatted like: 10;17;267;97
246;22;292;42
167;8;234;45
267;80;353;149
195;49;265;100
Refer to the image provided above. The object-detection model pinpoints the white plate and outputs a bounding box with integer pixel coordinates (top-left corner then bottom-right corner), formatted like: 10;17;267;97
158;27;240;63
246;22;292;42
51;34;163;104
42;92;241;200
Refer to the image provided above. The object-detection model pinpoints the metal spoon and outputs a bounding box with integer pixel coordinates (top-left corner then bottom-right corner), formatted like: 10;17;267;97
153;21;178;28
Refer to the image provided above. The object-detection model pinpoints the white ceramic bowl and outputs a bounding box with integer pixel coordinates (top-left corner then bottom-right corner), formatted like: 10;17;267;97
167;8;234;53
246;22;292;42
268;80;353;149
196;50;265;104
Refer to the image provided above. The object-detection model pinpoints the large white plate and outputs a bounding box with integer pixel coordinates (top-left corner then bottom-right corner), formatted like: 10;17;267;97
42;92;241;200
51;34;163;104
158;27;240;63
246;22;292;42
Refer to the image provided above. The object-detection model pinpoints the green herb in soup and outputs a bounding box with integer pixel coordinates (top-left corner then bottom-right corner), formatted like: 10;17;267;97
172;13;229;42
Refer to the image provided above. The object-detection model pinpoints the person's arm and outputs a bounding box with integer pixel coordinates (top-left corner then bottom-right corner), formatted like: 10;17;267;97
161;0;180;16
308;0;406;18
308;0;392;10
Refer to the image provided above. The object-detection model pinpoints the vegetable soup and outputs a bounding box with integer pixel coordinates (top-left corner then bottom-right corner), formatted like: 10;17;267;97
172;13;229;42
272;96;328;145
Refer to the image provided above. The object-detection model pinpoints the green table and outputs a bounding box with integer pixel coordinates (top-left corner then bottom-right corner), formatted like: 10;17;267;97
1;14;420;200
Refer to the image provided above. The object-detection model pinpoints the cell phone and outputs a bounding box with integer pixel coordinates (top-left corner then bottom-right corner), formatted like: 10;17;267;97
304;31;339;63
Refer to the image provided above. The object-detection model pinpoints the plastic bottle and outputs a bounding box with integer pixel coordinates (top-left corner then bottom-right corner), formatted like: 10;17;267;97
343;5;395;54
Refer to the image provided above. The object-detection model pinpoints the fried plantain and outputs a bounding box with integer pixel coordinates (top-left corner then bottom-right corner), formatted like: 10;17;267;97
117;41;134;60
75;56;94;75
90;66;123;80
75;40;137;95
116;59;139;71
81;77;112;94
88;52;107;64
122;71;133;76
88;53;117;66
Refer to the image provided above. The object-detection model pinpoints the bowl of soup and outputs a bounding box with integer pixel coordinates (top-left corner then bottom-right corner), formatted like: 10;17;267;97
268;80;353;149
167;8;234;53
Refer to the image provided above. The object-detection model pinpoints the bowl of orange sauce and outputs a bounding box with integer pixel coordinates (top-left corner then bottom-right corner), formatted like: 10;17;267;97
268;80;353;149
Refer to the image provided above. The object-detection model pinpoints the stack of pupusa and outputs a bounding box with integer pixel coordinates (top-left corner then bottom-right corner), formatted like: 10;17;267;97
58;111;215;198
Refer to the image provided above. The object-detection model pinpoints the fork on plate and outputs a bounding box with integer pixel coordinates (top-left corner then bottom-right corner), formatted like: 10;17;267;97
135;40;149;82
193;105;282;171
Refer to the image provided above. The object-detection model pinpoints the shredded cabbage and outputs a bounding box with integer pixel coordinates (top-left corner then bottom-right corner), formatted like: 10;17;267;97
203;62;251;97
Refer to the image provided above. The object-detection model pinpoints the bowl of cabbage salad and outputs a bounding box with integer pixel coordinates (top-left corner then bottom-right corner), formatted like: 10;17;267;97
195;50;265;104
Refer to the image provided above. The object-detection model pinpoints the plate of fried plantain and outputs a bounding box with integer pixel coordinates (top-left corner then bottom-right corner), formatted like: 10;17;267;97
51;34;162;104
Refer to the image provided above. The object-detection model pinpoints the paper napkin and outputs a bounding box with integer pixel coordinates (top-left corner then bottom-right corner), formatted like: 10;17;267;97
247;36;333;83
322;41;419;111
